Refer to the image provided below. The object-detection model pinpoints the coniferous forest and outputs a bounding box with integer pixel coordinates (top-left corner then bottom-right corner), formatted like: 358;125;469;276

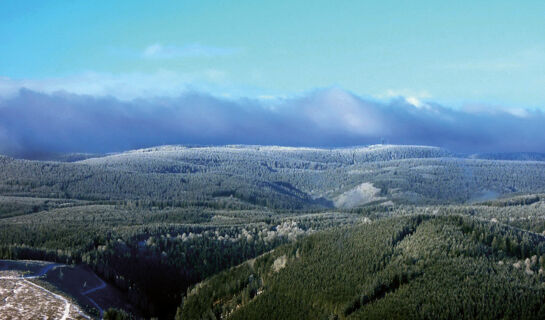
2;145;545;319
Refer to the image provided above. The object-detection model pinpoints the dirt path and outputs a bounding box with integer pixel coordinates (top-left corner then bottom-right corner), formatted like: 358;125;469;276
31;263;61;278
81;273;106;295
81;273;106;317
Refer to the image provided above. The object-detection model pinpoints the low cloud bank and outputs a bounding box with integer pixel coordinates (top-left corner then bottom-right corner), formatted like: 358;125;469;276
0;88;544;157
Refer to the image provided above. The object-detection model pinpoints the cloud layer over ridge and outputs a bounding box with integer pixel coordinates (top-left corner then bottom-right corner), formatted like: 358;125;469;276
0;87;543;158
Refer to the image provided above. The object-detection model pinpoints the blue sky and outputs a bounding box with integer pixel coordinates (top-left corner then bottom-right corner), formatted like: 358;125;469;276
2;0;545;107
2;1;545;156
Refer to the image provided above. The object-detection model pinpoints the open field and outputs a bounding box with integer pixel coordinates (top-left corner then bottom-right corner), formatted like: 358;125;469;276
0;261;88;319
0;260;137;319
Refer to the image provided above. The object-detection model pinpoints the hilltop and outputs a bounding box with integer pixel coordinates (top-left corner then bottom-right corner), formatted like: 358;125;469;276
1;144;545;209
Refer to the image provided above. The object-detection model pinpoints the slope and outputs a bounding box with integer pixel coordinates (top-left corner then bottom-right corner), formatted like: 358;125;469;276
2;145;545;208
181;215;545;320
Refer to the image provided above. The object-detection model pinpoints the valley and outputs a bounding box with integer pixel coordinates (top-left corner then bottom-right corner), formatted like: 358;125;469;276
1;145;545;319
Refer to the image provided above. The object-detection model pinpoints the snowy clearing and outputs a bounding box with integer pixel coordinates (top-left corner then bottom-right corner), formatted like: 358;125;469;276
0;263;104;319
334;182;384;208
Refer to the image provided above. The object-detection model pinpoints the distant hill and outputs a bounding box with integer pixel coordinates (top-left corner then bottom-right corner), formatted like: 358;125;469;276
1;145;545;208
12;152;103;162
79;144;452;167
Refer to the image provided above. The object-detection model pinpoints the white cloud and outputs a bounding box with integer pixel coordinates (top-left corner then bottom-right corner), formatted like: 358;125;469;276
374;89;432;109
462;103;531;118
1;87;544;156
0;70;231;100
143;43;163;57
505;108;529;118
302;88;385;135
405;96;426;109
2;86;544;155
375;89;431;100
142;43;241;59
257;95;286;101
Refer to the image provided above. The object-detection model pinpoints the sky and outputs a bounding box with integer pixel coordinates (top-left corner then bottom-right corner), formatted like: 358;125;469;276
1;1;545;156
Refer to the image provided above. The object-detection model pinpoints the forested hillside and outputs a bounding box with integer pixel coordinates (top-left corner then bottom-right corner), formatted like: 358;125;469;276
2;145;545;208
1;145;545;319
181;215;545;320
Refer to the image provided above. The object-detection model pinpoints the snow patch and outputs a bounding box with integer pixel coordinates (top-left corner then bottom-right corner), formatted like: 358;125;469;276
334;182;384;208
